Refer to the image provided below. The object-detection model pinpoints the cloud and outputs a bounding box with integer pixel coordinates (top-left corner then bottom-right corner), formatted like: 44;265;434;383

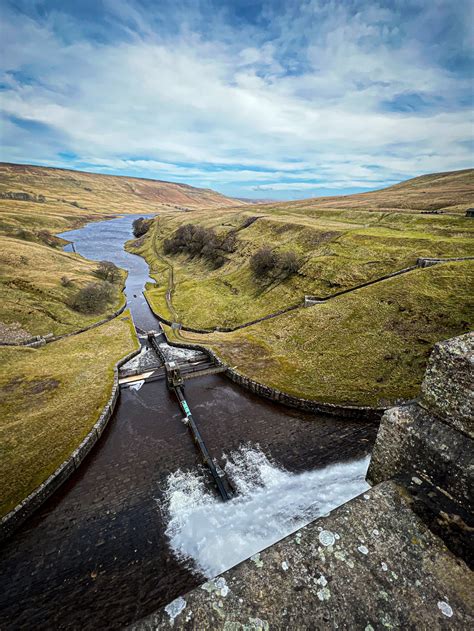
0;0;472;199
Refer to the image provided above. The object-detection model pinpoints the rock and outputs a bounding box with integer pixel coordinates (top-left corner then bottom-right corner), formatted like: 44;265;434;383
420;332;473;437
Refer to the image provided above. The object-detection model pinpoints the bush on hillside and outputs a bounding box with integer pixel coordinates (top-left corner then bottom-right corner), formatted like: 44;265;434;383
61;276;73;288
132;217;153;238
250;248;301;280
95;260;121;283
69;281;115;314
279;251;301;275
250;247;278;277
163;223;236;268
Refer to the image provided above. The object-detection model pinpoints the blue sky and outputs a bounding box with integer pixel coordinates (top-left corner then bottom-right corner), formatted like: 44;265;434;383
0;0;472;200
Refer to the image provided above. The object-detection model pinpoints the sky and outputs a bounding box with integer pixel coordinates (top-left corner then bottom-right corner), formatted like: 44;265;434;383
0;0;473;200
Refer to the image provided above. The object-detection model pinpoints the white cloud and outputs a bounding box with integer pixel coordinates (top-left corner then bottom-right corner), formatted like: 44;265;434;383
0;1;472;199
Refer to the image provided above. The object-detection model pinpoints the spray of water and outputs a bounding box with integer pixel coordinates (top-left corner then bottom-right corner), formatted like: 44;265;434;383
162;445;369;578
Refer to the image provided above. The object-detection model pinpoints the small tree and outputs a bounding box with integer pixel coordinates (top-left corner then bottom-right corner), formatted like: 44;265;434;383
250;247;277;278
279;251;301;276
132;217;152;238
95;260;120;283
70;281;115;314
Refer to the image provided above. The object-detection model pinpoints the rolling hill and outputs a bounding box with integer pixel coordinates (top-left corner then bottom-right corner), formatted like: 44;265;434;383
130;168;474;406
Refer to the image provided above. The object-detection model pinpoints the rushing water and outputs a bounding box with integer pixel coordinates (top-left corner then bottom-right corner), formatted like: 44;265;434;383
164;447;369;578
0;215;377;629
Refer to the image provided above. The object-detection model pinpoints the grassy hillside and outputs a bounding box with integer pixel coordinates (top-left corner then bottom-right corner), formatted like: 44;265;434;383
167;261;474;406
0;314;139;517
0;236;128;341
131;168;473;406
0;161;244;341
0;161;245;239
131;169;474;329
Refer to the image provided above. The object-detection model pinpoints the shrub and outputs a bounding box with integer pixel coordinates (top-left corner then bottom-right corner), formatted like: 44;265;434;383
95;260;121;283
250;248;301;279
279;251;301;275
132;217;152;238
163;223;236;268
70;282;115;314
61;276;73;288
250;247;278;277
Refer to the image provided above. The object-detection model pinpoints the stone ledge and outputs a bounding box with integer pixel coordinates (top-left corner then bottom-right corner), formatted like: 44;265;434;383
131;481;474;630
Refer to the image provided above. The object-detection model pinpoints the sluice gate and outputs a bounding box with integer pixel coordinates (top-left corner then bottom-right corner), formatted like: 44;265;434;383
145;331;234;501
165;359;234;502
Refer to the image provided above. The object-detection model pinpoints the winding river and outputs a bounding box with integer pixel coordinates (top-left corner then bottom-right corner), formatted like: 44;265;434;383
0;216;378;629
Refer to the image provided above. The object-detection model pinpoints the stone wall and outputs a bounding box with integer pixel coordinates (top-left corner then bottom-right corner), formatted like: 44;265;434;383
132;330;474;630
0;338;141;543
416;256;474;268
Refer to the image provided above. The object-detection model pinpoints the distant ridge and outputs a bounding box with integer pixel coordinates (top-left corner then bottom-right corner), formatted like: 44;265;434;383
0;162;247;211
243;168;474;214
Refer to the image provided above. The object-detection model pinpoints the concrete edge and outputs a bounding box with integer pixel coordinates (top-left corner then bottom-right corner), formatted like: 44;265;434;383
157;326;386;421
0;316;141;544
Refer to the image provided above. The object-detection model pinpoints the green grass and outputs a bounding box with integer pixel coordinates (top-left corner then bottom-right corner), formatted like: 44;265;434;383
132;201;473;329
167;261;474;406
0;313;139;517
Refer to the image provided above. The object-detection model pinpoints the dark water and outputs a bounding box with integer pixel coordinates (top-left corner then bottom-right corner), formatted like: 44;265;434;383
0;216;378;629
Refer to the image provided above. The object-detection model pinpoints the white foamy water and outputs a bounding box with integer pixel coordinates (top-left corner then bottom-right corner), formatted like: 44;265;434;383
162;445;370;578
158;343;201;362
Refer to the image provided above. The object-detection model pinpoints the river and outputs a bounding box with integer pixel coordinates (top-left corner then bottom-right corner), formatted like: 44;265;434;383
0;216;378;629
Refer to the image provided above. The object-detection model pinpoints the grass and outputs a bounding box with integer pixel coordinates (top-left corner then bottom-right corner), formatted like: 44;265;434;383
0;313;139;517
0;236;128;340
167;261;474;407
131;170;474;329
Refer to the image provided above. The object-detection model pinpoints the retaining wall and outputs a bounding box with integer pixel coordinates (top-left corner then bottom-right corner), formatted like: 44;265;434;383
0;339;141;543
156;327;386;421
416;256;474;268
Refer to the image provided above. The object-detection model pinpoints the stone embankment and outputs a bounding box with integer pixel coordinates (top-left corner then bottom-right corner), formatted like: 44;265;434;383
132;332;474;630
156;326;385;420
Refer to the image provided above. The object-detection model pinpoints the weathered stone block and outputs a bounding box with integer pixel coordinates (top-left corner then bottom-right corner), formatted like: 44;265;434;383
367;404;473;511
421;332;473;437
